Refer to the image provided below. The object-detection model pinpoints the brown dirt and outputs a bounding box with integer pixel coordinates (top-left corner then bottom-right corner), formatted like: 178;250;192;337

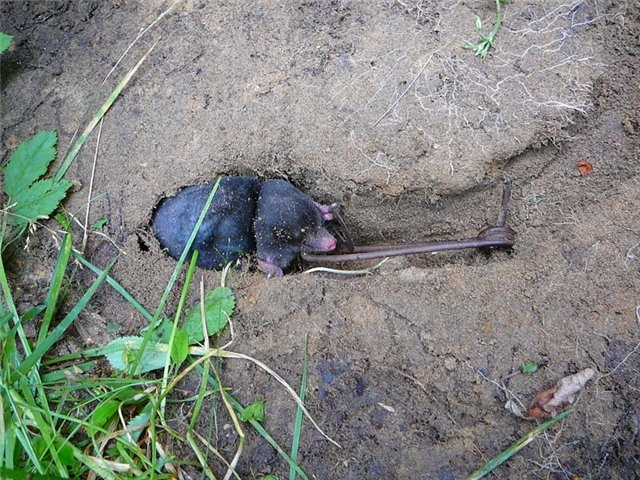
2;1;639;478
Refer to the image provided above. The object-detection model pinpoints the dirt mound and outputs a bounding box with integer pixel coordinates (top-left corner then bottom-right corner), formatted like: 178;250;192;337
2;1;638;478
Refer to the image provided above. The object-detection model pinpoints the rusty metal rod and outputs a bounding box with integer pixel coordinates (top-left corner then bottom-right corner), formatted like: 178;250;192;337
302;226;515;262
303;178;515;264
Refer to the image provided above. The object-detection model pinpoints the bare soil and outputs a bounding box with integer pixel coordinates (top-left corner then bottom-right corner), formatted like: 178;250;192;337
1;1;639;479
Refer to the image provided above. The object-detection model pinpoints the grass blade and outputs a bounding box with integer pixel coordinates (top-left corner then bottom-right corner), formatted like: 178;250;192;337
38;231;72;344
53;42;157;183
466;409;573;479
290;334;309;480
71;251;153;322
197;365;310;480
17;259;115;376
161;251;199;402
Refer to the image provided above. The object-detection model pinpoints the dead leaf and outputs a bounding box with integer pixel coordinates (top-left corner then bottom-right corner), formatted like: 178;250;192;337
525;368;595;419
577;161;593;176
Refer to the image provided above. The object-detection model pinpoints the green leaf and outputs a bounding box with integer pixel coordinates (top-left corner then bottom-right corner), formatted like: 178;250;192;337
8;178;72;226
183;286;235;344
3;130;57;198
475;15;483;32
55;439;75;467
519;361;539;375
117;387;145;404
88;400;120;437
124;403;152;443
92;217;109;230
101;336;169;374
2;130;72;226
0;32;12;54
240;399;265;422
171;328;189;364
143;316;174;343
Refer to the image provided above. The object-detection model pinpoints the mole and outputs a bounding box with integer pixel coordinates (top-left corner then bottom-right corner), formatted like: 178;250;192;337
151;176;337;276
254;179;337;277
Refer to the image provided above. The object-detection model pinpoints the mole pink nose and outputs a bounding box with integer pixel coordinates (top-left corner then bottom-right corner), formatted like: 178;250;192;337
305;231;337;252
326;237;337;250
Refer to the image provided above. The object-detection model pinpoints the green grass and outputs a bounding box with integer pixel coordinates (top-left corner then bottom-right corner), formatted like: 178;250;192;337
466;409;573;479
0;31;12;54
463;0;508;59
1;23;331;480
1;164;326;478
290;334;310;480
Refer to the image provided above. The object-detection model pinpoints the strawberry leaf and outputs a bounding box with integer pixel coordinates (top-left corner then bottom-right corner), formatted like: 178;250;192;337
3;130;58;198
101;336;168;374
183;286;235;344
9;178;72;226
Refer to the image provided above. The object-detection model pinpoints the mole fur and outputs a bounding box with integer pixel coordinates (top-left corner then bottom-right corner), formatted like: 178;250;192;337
152;177;336;275
152;176;260;269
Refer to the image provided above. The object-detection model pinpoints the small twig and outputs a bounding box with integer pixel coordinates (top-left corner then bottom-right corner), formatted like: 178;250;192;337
496;175;512;226
372;56;432;127
54;40;159;183
626;240;640;261
101;0;180;86
598;341;640;381
81;117;104;253
70;215;127;256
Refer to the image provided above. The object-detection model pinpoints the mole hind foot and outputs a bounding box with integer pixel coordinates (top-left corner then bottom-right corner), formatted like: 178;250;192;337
257;258;284;278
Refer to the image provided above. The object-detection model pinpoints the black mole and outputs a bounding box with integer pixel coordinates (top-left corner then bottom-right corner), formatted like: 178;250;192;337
152;177;261;269
151;177;336;276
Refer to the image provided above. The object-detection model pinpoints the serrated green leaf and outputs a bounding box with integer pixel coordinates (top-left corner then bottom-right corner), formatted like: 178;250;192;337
240;399;265;422
3;130;57;198
124;403;152;443
183;286;235;344
9;178;72;226
101;336;169;374
0;32;12;54
171;328;189;364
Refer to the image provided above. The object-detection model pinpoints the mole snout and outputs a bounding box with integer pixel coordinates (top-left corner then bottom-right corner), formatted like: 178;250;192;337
152;176;337;276
303;227;337;252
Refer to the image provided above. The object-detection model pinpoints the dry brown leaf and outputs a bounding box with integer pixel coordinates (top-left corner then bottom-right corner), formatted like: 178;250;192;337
577;161;594;176
525;368;595;419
